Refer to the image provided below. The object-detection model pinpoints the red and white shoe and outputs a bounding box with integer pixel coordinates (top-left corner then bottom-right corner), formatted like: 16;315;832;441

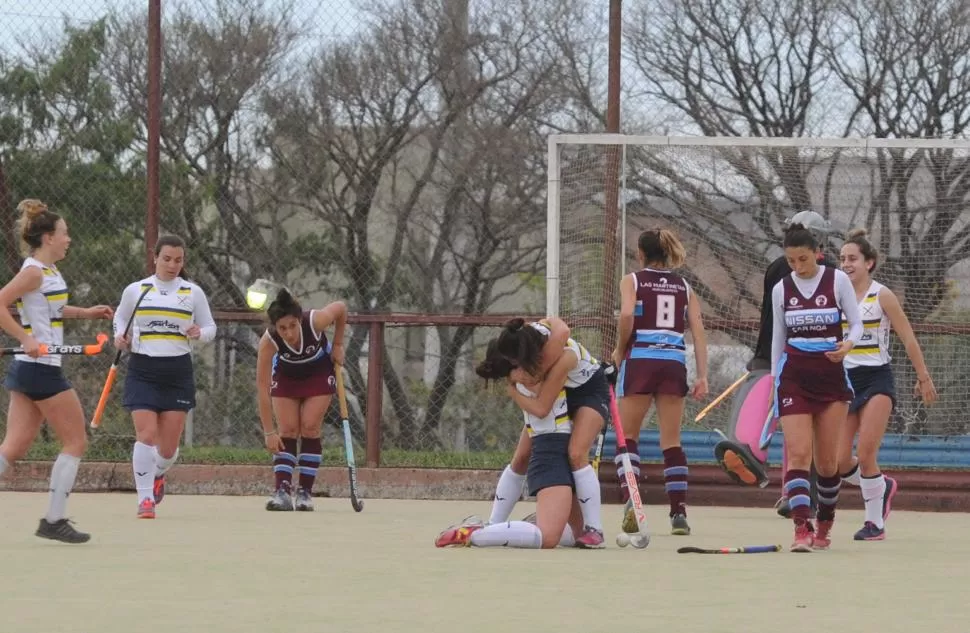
813;520;833;550
434;524;482;548
575;526;606;549
137;498;156;519
791;520;814;552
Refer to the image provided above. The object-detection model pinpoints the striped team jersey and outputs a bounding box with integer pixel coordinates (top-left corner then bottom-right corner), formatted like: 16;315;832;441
842;281;891;368
626;268;690;364
114;275;217;357
781;267;842;354
15;257;68;367
517;382;570;436
529;320;599;387
267;310;332;379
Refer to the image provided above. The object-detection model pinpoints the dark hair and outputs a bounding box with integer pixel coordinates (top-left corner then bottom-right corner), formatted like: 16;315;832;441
844;228;878;273
475;338;515;381
782;222;819;251
15;199;61;256
638;229;686;268
267;288;302;325
153;234;191;280
494;317;547;377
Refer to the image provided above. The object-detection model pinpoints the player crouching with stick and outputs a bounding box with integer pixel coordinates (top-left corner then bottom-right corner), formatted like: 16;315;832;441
435;340;586;549
256;288;346;512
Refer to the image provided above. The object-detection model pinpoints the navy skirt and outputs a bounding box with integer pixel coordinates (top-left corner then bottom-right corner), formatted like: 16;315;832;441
847;364;896;414
526;433;574;497
124;353;196;413
566;365;612;421
3;360;72;401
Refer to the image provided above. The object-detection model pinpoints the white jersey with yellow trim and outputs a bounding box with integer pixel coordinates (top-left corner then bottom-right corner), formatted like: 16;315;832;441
517;382;570;436
529;320;600;388
842;280;891;368
15;257;68;367
113;275;217;357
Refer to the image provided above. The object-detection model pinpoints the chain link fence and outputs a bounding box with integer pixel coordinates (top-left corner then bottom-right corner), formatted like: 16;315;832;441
2;0;970;469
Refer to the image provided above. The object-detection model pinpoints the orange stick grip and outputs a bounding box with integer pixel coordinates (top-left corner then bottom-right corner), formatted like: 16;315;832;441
91;366;118;429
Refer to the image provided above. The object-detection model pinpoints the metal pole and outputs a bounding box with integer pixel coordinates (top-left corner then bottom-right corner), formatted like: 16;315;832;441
145;0;162;274
599;0;622;360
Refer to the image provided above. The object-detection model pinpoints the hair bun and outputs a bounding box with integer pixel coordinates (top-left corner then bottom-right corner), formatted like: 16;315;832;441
275;288;294;305
506;317;525;331
847;227;868;239
17;199;48;218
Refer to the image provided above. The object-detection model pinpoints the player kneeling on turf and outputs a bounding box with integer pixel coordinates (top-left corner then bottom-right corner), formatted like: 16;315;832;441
435;361;586;549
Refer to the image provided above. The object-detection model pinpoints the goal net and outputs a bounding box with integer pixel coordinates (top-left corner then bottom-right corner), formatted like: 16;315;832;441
547;134;970;437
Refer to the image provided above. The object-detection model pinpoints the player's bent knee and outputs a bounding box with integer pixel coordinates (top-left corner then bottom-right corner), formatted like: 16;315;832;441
540;531;561;549
567;448;589;470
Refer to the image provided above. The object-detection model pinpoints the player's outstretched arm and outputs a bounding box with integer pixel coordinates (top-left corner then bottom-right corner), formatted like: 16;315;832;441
879;288;938;405
255;332;283;452
311;300;348;364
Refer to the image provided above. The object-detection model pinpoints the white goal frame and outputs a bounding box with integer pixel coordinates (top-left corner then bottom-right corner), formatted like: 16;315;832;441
545;133;970;317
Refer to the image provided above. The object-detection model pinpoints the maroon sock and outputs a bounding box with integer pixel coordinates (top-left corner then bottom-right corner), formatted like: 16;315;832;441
815;474;841;522
662;446;688;517
273;437;298;492
615;438;641;504
298;436;323;493
784;468;813;523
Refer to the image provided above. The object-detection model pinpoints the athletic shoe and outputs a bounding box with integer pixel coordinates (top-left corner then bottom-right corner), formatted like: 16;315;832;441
813;520;833;550
137;498;156;519
434;524;482;547
883;476;898;521
853;521;885;541
775;496;791;518
266;487;294;511
36;518;91;544
621;500;638;533
575;526;605;549
670;513;691;536
790;520;814;552
153;475;165;505
294;487;314;512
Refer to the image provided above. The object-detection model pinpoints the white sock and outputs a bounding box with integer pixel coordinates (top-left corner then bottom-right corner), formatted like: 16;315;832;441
153;446;179;476
46;453;81;522
0;454;8;478
133;442;156;502
558;524;575;547
488;465;526;524
469;521;542;548
861;474;887;529
842;462;861;486
572;465;603;530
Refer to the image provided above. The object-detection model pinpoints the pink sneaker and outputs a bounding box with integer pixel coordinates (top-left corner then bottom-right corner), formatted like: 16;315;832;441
575;526;605;549
813;520;833;550
791;521;814;552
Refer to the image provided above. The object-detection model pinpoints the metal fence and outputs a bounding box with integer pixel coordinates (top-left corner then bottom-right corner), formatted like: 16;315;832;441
2;0;970;468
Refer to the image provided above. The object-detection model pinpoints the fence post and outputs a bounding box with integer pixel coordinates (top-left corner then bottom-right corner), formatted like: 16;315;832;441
365;321;384;467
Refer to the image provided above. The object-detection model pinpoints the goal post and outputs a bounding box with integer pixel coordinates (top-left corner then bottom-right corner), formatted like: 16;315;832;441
546;133;970;437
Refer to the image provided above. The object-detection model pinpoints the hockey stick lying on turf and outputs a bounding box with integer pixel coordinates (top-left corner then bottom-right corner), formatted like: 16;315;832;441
91;284;153;429
677;545;781;554
0;332;109;356
335;365;364;512
694;372;750;422
608;380;650;549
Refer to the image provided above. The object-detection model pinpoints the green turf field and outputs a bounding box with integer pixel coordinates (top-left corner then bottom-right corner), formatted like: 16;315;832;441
0;493;961;633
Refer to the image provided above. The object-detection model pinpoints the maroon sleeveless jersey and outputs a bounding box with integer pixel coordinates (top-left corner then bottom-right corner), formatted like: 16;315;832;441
781;267;842;356
269;311;332;380
626;269;689;361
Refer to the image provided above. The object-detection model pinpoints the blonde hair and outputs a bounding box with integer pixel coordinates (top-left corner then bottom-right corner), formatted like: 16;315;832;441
638;228;686;269
14;199;61;257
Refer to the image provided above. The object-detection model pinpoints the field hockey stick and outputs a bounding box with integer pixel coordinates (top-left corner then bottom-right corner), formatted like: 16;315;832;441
0;332;109;356
91;284;153;429
609;383;650;548
758;407;777;451
694;371;750;422
677;545;781;554
335;365;364;512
